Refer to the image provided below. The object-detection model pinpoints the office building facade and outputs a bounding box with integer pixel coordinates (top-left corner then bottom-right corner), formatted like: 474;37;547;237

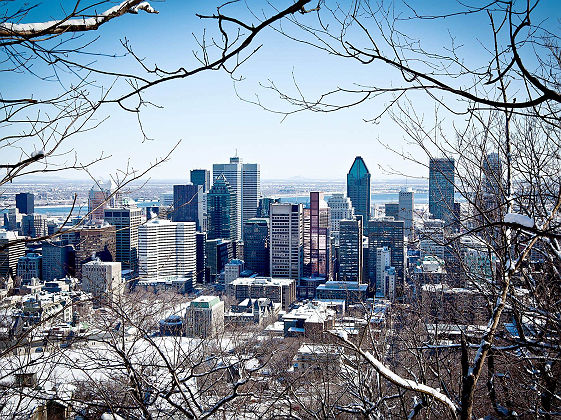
347;156;371;222
327;193;354;240
138;219;196;281
429;158;455;224
270;203;303;280
338;218;363;283
15;193;34;215
172;184;199;227
398;188;414;237
104;206;143;275
303;192;330;279
42;240;75;281
243;218;269;276
368;218;405;296
207;175;237;241
190;169;211;192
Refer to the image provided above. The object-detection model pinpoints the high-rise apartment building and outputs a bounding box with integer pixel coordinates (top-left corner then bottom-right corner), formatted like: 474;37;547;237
327;193;354;241
303;192;330;279
270;203;303;280
243;218;269;276
429;157;455;224
172;184;199;227
347;156;371;222
207;175;237;241
338;218;363;283
398;188;414;237
368;218;405;296
138;219;196;281
15;193;34;215
104;205;143;275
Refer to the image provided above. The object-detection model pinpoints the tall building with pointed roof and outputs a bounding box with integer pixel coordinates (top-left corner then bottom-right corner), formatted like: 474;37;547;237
347;156;371;222
207;174;238;241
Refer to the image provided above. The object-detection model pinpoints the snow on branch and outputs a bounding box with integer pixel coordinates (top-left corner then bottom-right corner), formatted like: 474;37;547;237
0;0;158;38
504;212;535;228
330;331;459;416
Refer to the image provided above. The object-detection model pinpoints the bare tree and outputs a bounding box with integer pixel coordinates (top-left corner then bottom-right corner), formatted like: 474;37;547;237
234;1;561;418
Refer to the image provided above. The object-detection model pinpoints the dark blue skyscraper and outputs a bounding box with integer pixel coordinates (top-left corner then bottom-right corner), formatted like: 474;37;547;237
338;217;363;283
172;184;199;227
368;218;404;296
190;169;211;192
15;193;34;215
207;175;237;241
347;156;371;222
429;157;455;223
243;218;269;276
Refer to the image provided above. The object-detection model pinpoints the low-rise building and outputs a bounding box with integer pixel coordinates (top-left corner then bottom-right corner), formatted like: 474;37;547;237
136;275;193;295
315;281;368;305
185;296;224;338
228;277;296;310
224;298;281;326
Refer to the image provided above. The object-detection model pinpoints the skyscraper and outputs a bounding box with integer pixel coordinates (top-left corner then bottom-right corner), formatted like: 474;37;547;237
368;218;405;296
243;218;269;276
213;157;243;240
207;175;237;241
241;162;260;227
375;246;392;297
88;180;120;222
21;213;48;238
138;219;196;280
190;169;211;231
0;230;25;280
398;188;414;237
172;184;199;226
303;192;330;279
347;156;371;222
42;240;75;281
104;205;143;275
63;224;116;278
82;260;123;302
270;203;303;280
338;217;363;282
429;157;455;224
190;169;211;192
327;193;354;240
195;232;207;283
213;156;261;240
15;193;34;215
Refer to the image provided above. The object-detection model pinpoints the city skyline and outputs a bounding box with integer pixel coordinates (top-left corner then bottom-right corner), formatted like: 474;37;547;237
9;1;559;182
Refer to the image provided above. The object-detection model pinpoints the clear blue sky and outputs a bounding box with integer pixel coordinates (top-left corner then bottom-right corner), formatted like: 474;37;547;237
4;0;559;182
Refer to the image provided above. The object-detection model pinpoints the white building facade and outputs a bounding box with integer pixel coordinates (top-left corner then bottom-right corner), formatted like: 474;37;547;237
138;219;196;281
